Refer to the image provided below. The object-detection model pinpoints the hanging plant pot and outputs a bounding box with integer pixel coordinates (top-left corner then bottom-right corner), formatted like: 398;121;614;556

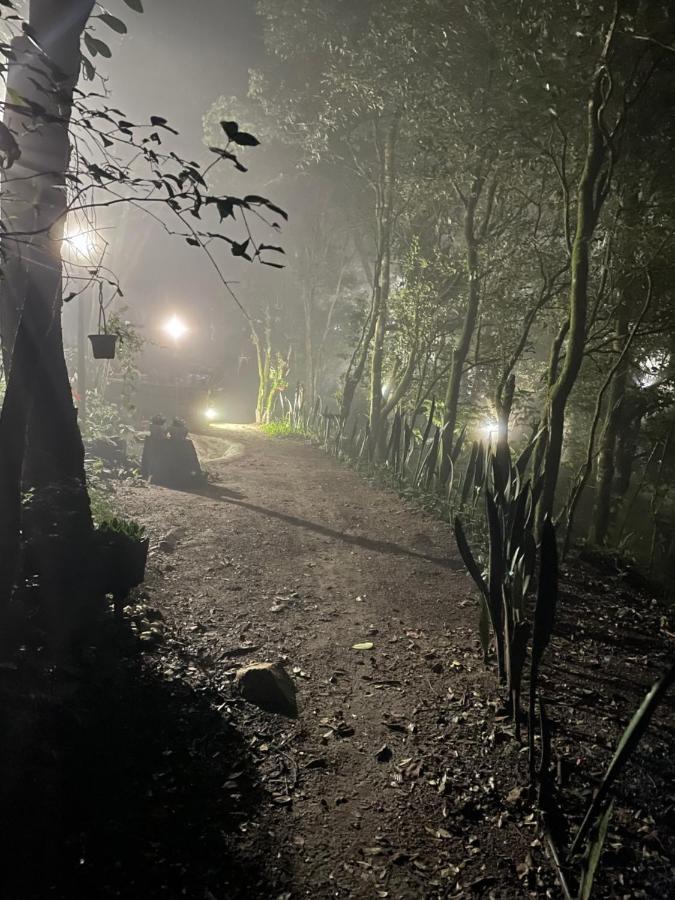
89;333;118;359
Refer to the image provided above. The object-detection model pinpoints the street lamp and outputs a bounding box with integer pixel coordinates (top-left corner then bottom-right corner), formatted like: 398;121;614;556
163;314;189;343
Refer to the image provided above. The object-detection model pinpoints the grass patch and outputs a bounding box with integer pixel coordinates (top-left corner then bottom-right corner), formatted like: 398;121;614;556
259;421;307;438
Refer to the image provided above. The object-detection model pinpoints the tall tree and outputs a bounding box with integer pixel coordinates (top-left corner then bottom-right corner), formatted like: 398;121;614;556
0;0;95;601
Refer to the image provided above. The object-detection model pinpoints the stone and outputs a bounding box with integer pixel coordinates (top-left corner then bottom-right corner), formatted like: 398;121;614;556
235;662;298;717
159;527;186;552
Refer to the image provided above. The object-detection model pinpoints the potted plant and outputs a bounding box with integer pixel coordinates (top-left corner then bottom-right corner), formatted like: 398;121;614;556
96;517;149;616
89;289;120;358
89;332;118;359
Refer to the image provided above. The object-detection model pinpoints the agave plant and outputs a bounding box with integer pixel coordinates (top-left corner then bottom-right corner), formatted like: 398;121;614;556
454;438;544;731
529;516;558;785
413;399;437;485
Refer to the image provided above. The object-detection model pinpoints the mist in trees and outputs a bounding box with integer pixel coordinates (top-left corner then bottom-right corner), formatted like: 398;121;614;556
204;0;675;573
0;2;673;897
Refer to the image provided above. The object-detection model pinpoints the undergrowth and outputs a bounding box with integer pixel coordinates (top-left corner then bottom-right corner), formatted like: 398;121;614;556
259;420;308;438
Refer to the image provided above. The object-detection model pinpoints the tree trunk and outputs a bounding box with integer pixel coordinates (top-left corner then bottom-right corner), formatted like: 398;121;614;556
367;291;388;458
537;119;604;520
0;0;94;601
302;284;315;409
440;180;483;482
537;16;617;526
591;311;629;544
340;115;398;432
252;315;271;424
367;118;397;458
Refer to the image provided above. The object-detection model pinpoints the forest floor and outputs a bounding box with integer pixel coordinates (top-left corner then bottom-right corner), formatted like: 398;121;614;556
1;425;672;899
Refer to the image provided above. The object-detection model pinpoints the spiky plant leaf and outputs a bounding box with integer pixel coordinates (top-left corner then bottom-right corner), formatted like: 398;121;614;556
527;473;546;530
493;442;511;499
571;659;675;856
451;423;467;463
454;516;488;597
474;440;486;490
578;801;615;900
478;594;491;664
515;428;544;478
386;410;402;469
445;457;455;498
461;441;479;505
508;619;530;729
522;530;537;580
402;420;413;478
485;490;506;679
423;426;441;489
507;481;531;557
531;517;558;674
414;399;436;484
529;517;558;787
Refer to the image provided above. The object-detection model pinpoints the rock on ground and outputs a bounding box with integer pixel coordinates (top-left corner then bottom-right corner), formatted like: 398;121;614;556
235;662;297;717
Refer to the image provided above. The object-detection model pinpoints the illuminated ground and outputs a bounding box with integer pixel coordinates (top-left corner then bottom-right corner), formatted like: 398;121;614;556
110;425;674;899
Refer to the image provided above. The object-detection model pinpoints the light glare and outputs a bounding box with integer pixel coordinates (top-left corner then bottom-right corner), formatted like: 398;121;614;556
163;314;189;342
481;421;499;441
65;230;97;260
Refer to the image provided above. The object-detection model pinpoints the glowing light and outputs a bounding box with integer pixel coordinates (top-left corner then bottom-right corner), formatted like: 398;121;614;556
65;229;98;261
639;352;668;388
204;406;218;421
163;315;189;342
481;421;499;441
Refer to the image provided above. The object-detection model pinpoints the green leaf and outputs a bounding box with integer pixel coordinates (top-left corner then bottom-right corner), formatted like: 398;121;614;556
531;516;558;675
450;423;467;464
81;54;95;81
460;441;478;505
243;195;288;221
0;120;20;167
84;32;112;59
208;146;248;172
515;427;544;477
352;641;374;651
578;801;615;900
477;595;490;664
571;659;675;856
232;130;260;147
98;12;127;34
121;0;144;12
485;490;505;625
454;516;488;597
414;398;436;484
221;120;240;140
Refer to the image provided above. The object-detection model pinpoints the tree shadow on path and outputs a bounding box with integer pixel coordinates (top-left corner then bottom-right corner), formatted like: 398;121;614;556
0;639;284;900
193;483;464;571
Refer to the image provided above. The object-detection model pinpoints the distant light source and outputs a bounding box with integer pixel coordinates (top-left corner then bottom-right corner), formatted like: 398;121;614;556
65;229;98;261
481;421;499;442
163;314;188;342
204;406;218;421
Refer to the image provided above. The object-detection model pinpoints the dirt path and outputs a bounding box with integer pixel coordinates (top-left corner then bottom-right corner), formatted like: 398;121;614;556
116;426;674;899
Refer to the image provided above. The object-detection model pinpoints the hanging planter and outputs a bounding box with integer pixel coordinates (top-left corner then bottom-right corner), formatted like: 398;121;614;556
89;283;119;358
89;332;118;359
